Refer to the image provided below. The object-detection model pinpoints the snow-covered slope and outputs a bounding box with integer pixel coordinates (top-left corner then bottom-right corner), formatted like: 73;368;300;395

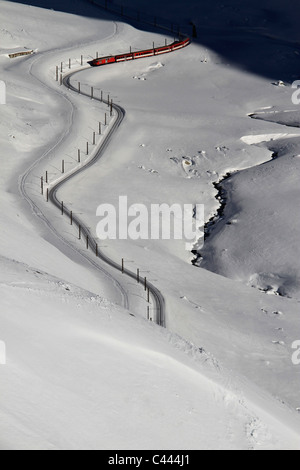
0;0;299;449
1;257;300;450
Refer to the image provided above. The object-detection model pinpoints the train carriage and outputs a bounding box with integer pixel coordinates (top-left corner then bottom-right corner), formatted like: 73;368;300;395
88;38;190;67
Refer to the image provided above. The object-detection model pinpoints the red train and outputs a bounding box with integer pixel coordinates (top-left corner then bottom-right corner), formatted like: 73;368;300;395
88;38;190;67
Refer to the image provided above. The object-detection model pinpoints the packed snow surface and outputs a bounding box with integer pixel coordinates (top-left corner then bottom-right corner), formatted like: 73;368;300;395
0;0;299;450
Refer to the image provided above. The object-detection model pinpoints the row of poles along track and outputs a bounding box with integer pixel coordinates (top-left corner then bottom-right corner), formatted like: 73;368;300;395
39;56;155;322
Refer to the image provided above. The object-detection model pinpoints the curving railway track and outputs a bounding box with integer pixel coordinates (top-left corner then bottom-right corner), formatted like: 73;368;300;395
21;35;191;328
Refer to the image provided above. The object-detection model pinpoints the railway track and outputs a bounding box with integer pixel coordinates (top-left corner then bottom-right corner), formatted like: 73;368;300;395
55;66;166;326
21;34;191;327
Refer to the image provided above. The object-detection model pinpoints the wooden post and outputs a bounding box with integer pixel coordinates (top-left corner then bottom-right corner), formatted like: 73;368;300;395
81;55;83;66
60;74;63;86
62;160;65;174
91;86;94;99
69;58;71;69
61;201;64;216
46;188;49;203
61;62;63;73
99;122;102;135
147;288;150;303
86;236;89;250
144;277;147;291
96;243;98;257
122;258;124;274
137;268;140;283
105;113;107;126
86;142;89;155
78;149;81;163
56;66;59;81
93;132;96;145
107;94;110;107
78;82;81;94
147;306;150;320
79;225;81;240
41;176;44;195
70;211;73;225
101;90;103;102
110;100;113;117
45;171;48;184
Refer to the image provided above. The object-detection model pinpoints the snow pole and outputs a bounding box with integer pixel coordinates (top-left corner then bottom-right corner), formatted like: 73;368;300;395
122;258;124;273
137;268;140;283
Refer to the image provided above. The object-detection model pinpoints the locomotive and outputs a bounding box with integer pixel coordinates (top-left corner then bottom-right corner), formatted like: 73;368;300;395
88;38;190;67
